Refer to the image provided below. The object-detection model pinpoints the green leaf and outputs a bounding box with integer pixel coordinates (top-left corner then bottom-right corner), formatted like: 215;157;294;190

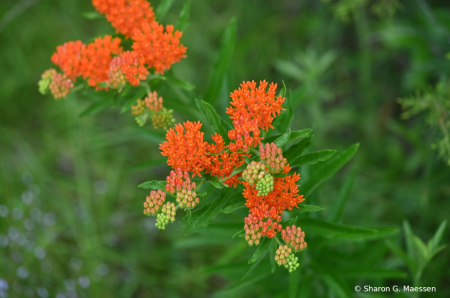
296;218;398;240
284;136;312;164
155;0;173;20
248;237;272;264
290;150;336;167
278;80;287;97
79;98;114;118
220;163;247;182
274;129;290;147
385;239;416;273
164;71;195;90
205;17;236;105
203;173;229;189
244;155;251;164
222;201;246;213
282;217;298;229
430;220;447;251
197;191;207;197
195;98;229;141
232;230;245;238
186;209;193;226
82;11;102;19
299;143;359;197
328;166;358;222
138;180;166;190
268;239;277;273
185;188;233;235
175;0;191;32
120;88;147;114
291;204;324;213
263;128;312;144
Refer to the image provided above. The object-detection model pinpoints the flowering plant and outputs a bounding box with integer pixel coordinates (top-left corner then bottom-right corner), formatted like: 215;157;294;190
38;0;408;284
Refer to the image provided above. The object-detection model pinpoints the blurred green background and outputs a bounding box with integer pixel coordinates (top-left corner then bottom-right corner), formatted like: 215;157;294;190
1;0;449;297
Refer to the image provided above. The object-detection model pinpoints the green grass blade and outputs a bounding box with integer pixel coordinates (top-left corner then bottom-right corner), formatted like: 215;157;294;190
328;166;358;222
176;0;191;32
155;0;173;21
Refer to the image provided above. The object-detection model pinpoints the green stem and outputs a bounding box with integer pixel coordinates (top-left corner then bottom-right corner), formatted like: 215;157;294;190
274;235;283;246
195;178;206;191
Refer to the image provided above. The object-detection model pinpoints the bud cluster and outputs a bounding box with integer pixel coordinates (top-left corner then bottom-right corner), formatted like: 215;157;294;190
132;99;146;115
39;69;74;99
155;202;176;230
244;210;282;246
166;168;200;209
143;189;166;215
242;161;266;186
107;56;127;90
259;143;288;173
275;245;300;272
151;108;175;130
281;225;307;252
255;172;274;196
145;91;163;112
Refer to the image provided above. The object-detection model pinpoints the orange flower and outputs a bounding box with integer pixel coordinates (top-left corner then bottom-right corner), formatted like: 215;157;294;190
160;121;210;177
108;51;149;88
80;35;123;88
92;0;155;38
51;40;85;80
244;173;304;216
227;80;285;131
132;22;187;74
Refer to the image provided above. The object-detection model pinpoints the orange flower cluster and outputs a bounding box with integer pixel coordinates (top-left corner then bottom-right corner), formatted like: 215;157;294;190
155;80;307;266
92;0;155;38
244;173;304;216
160;121;210;177
132;22;186;74
227;81;285;152
46;0;186;98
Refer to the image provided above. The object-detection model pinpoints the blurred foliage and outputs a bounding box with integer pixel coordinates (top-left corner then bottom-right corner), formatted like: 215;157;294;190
1;0;450;297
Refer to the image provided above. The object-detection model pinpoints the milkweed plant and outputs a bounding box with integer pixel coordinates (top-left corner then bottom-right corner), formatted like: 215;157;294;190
38;0;447;291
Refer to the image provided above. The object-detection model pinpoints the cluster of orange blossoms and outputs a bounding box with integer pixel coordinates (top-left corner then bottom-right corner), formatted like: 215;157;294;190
156;81;307;267
42;0;186;97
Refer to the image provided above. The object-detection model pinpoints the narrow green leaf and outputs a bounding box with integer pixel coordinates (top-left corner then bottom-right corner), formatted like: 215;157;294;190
274;130;290;147
205;17;236;105
203;173;228;189
197;191;207;197
164;71;195;90
220;272;269;295
413;235;429;260
430;220;447;251
195;98;229;140
232;230;245;238
403;221;416;259
385;239;416;273
299;143;359;197
185;188;233;235
220;163;247;182
292;204;324;213
187;209;193;226
261;128;313;143
284;136;312;164
175;0;191;32
328;166;358;222
138;180;166;190
244;156;251;164
155;0;173;20
290;150;336;167
120;88;147;114
269;239;277;273
296;218;376;239
282;217;298;229
222;201;246;214
248;237;272;264
82;11;102;19
278;80;287;97
79;98;114;118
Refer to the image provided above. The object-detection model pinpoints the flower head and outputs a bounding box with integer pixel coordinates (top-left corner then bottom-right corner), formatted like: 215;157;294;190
92;0;155;38
108;51;148;88
51;40;85;79
132;22;187;74
160;121;210;177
